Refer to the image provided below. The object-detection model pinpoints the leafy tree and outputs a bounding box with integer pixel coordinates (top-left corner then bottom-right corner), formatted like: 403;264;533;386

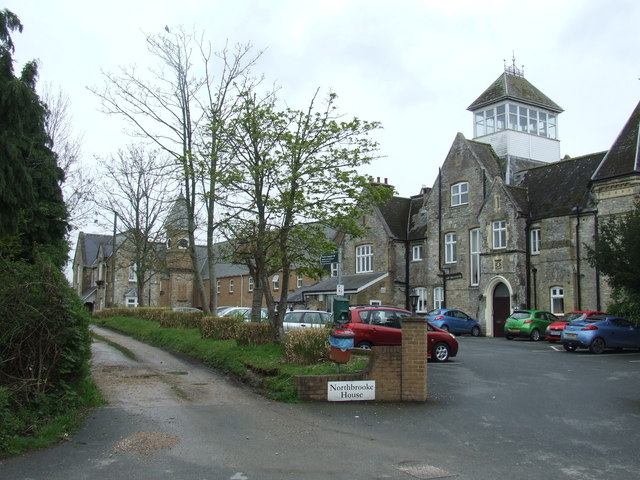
0;9;68;267
586;201;640;319
221;89;392;341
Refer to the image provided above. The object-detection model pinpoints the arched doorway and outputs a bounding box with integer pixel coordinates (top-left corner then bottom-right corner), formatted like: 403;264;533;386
492;283;510;337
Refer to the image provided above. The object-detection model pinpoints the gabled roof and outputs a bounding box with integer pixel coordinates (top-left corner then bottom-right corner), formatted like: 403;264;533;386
378;195;411;240
467;72;563;113
592;100;640;182
468;138;503;178
518;153;605;219
79;232;114;265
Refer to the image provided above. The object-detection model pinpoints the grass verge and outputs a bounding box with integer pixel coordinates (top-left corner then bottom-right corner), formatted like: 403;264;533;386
94;316;368;402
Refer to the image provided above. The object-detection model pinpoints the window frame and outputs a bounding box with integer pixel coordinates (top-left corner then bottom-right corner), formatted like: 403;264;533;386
451;182;469;207
444;232;457;264
272;274;280;291
414;287;427;313
412;243;423;261
248;276;254;292
228;279;234;293
531;228;541;255
470;228;480;286
550;286;564;314
433;286;444;309
492;220;507;249
355;244;373;273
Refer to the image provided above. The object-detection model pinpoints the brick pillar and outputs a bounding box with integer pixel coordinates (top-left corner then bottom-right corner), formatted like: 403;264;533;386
401;316;428;402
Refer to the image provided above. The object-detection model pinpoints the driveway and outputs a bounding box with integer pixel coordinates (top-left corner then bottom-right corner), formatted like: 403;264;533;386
1;328;639;479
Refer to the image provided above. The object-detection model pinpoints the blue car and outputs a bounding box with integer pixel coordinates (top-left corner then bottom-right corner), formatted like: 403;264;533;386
561;315;640;354
424;308;481;336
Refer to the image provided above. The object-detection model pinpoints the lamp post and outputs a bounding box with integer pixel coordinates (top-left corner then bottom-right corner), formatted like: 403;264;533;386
409;289;420;314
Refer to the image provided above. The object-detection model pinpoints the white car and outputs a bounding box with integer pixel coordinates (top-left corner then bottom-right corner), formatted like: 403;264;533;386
219;307;268;322
283;310;332;332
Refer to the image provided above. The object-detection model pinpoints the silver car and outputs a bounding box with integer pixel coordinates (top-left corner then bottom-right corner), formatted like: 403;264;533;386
283;310;332;332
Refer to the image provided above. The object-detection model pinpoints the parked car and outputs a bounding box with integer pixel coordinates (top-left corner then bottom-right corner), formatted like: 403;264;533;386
424;308;481;336
344;305;458;362
282;310;332;332
172;306;201;312
219;307;268;322
504;309;559;341
546;310;606;342
561;315;640;354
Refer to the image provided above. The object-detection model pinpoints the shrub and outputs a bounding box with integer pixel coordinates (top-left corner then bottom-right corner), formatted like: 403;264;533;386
0;256;92;446
159;310;203;329
235;322;274;347
283;328;332;365
200;316;243;340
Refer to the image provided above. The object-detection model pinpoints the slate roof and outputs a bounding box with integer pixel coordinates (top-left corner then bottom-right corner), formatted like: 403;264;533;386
468;138;503;177
518;153;606;219
165;193;190;231
79;232;114;265
592;100;640;182
467;72;563;113
378;196;411;240
301;272;389;295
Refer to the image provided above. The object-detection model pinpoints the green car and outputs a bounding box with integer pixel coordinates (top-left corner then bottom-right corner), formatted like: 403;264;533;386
504;309;559;341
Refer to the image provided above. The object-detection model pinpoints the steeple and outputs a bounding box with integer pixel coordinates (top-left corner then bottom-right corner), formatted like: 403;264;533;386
467;59;564;182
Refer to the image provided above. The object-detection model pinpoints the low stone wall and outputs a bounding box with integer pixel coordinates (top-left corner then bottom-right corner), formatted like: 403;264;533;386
294;317;428;403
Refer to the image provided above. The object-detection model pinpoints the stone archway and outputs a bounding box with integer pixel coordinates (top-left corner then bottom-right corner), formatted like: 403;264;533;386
492;283;511;337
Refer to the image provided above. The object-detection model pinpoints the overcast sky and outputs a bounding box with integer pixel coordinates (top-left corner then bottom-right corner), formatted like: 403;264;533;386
5;0;640;206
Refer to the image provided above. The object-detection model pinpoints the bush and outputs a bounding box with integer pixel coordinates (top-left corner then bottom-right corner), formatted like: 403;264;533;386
283;328;332;365
199;316;243;340
235;322;274;347
159;310;203;329
0;256;93;448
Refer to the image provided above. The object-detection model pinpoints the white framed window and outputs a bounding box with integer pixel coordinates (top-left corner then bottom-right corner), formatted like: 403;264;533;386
412;244;423;261
330;263;339;277
355;244;373;273
296;274;304;288
444;232;457;264
550;286;564;314
531;228;541;255
128;263;136;282
414;287;427;313
451;182;469;206
229;279;234;293
433;287;444;309
492;220;507;249
272;274;280;291
216;280;221;294
125;295;138;307
248;277;254;292
470;228;480;286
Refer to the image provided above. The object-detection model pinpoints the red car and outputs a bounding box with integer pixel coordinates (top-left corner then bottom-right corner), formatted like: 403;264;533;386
546;311;607;342
343;305;458;362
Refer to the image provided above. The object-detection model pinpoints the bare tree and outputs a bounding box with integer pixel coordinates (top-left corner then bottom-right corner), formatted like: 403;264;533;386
42;83;94;231
89;27;261;313
97;144;174;306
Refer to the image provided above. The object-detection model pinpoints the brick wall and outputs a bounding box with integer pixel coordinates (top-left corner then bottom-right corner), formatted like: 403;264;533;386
294;317;428;402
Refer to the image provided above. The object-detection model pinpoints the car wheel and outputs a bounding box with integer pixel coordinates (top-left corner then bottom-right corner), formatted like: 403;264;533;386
431;342;450;362
471;326;480;337
530;329;541;341
356;341;372;350
506;335;514;340
563;343;577;352
589;337;606;354
441;324;450;332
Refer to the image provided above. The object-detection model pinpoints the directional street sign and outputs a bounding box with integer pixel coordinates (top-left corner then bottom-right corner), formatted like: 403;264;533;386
320;253;339;264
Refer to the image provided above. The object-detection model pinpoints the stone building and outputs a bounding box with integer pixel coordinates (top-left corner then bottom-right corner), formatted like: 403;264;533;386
313;64;639;336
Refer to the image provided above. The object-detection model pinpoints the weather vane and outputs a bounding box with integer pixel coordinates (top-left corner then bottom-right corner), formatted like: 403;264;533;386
504;52;524;77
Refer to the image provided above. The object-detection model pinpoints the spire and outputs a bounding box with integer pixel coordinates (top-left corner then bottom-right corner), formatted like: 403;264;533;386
165;193;189;231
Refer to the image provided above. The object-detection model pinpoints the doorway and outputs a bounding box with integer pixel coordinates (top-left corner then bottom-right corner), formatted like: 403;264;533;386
492;283;510;337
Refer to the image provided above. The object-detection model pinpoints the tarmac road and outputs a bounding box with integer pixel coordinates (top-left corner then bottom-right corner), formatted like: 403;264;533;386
1;326;640;479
